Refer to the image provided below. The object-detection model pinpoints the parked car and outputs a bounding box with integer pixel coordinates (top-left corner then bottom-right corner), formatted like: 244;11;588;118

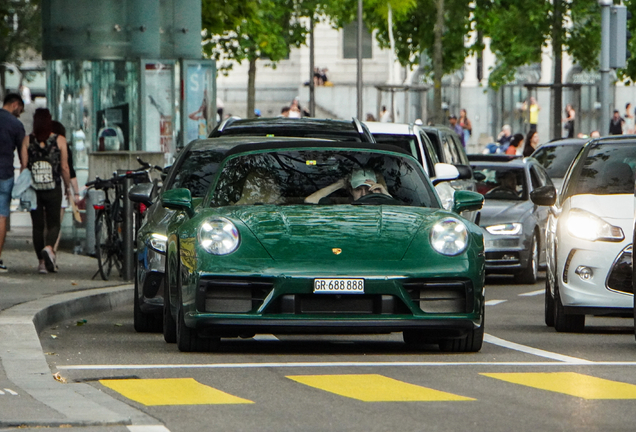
161;140;485;353
364;122;476;220
471;155;553;283
532;136;635;332
210;117;375;143
129;136;332;332
531;138;587;192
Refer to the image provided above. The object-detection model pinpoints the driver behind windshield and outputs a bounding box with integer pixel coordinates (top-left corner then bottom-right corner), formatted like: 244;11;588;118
304;169;391;204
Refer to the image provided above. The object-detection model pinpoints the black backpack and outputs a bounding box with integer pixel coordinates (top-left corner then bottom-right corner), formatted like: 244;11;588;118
28;134;61;191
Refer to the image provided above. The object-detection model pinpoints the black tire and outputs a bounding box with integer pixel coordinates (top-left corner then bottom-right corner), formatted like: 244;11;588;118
438;304;485;353
176;305;220;353
544;277;555;327
133;261;162;333
514;233;538;284
163;263;177;344
95;210;112;281
554;282;585;333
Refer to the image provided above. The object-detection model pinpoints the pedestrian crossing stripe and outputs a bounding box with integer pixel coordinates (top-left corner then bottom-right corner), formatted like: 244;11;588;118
99;378;254;406
286;374;474;402
481;372;636;400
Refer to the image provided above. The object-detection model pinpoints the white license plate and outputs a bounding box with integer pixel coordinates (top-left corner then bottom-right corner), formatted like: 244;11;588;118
313;278;364;294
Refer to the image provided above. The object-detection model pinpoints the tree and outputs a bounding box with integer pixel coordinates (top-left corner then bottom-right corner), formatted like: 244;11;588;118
0;0;41;98
202;0;307;118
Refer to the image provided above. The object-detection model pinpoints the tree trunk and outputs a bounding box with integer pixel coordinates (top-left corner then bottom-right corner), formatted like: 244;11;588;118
552;1;563;140
247;57;256;119
433;0;445;125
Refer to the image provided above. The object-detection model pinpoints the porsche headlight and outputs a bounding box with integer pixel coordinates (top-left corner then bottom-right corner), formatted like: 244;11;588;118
148;233;167;253
566;208;624;242
198;217;240;255
485;223;522;236
431;217;468;256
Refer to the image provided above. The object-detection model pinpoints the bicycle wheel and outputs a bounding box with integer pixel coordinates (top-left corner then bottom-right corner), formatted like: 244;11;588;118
95;210;112;280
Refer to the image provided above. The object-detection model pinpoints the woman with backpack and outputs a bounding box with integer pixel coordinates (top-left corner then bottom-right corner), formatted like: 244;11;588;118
20;108;71;273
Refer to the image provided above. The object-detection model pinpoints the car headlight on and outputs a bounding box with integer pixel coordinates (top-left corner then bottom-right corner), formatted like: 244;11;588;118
566;208;624;242
430;217;469;256
148;233;167;253
198;217;240;255
485;223;522;235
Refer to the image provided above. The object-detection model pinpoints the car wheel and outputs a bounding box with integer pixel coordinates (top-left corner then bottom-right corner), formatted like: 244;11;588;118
438;304;485;353
553;281;585;333
176;304;220;353
162;257;177;344
544;277;555;327
514;233;538;284
134;262;162;333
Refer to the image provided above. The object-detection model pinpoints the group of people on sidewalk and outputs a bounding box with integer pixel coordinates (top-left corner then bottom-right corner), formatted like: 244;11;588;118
491;126;541;157
0;93;78;274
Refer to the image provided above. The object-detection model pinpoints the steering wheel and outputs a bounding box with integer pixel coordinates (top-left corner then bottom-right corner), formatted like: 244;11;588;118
485;187;518;198
352;193;401;205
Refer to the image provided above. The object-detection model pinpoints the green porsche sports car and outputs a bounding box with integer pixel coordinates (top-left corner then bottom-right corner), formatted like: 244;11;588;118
162;141;485;353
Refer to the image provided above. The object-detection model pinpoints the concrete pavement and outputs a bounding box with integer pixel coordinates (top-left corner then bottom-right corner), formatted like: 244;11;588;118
0;225;160;429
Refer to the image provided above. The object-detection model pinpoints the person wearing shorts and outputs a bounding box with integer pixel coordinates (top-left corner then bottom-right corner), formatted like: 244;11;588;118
0;93;25;272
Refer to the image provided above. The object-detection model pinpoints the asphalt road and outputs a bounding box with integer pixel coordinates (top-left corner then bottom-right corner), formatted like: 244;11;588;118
39;274;636;432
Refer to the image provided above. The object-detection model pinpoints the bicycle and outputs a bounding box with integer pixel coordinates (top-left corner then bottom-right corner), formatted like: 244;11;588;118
86;158;164;281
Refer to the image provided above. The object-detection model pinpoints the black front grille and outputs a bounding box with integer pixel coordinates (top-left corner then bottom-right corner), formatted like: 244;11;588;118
402;280;473;313
485;251;520;265
607;246;633;294
197;278;273;313
265;294;411;315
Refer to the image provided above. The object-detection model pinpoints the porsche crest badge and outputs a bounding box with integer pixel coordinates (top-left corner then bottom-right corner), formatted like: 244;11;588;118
332;248;342;255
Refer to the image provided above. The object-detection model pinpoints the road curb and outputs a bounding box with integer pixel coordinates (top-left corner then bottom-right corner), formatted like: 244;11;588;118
0;284;159;427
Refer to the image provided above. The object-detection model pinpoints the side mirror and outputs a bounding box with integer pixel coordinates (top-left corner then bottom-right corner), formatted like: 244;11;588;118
452;190;484;214
432;163;460;185
530;185;557;206
455;164;473;180
162;188;194;217
128;182;154;207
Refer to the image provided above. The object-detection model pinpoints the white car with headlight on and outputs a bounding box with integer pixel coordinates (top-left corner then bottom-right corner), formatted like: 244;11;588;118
531;136;635;332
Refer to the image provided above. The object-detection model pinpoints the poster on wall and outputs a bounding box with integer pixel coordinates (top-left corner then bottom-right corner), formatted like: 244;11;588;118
183;60;216;145
142;61;175;160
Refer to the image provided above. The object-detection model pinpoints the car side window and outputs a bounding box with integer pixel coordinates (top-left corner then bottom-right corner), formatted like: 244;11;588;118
532;164;553;187
442;134;460;165
529;166;542;189
450;134;469;165
558;146;586;205
419;131;439;174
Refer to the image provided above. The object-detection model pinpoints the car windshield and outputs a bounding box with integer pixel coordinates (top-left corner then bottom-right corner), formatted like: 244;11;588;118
473;166;527;200
372;134;423;164
169;148;227;197
570;143;636;196
532;144;583;178
208;149;439;208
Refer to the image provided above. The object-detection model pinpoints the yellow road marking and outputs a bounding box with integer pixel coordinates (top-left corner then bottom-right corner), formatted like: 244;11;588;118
482;372;636;400
99;378;253;406
287;374;474;402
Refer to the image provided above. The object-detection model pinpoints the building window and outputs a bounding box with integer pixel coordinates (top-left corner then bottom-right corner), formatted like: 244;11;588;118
343;22;372;59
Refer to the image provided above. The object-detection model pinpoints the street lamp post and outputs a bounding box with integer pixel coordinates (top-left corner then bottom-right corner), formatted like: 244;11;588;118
600;0;612;135
357;0;363;119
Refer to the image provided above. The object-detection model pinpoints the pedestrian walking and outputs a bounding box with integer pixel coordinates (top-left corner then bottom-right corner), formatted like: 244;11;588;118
0;93;26;272
506;133;524;155
563;104;575;138
624;103;634;134
522;96;540;132
448;114;465;147
19;108;72;274
458;108;472;146
522;130;539;157
609;110;624;135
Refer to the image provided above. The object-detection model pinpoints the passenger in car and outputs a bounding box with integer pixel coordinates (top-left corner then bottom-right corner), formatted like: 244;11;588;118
304;169;391;204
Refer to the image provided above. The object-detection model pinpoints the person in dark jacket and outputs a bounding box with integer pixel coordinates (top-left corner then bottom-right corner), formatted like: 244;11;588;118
609;110;624;135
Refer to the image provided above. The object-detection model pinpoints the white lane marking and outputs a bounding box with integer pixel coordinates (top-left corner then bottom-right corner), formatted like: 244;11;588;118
4;388;17;395
0;389;4;395
127;426;171;432
55;360;634;371
484;334;594;364
253;334;279;341
519;289;544;297
485;299;507;306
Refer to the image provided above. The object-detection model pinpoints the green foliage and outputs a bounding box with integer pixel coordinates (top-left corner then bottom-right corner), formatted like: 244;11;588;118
567;0;601;72
0;0;42;93
622;0;636;84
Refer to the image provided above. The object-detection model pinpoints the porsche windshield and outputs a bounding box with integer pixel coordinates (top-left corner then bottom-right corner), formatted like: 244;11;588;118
208;149;439;207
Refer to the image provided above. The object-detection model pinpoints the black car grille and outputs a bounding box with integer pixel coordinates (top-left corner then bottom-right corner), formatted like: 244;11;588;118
401;280;473;313
197;278;274;313
607;245;633;295
485;252;520;266
266;294;412;315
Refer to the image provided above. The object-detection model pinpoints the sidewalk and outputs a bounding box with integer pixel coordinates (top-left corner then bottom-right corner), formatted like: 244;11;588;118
0;225;159;428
